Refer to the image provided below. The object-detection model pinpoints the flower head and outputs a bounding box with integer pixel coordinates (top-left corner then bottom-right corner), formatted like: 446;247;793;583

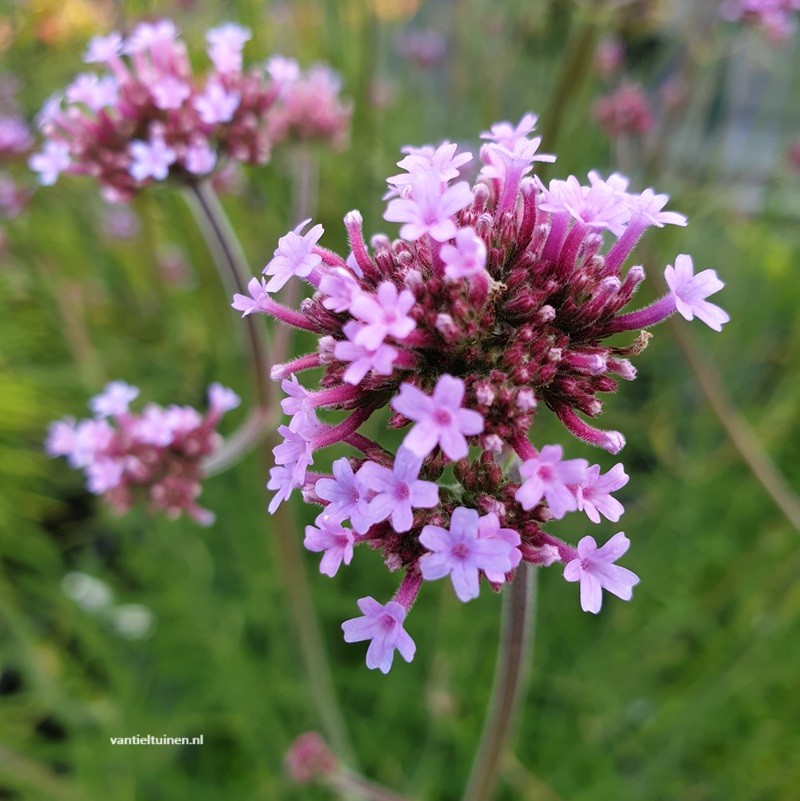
341;597;416;673
263;219;324;292
665;254;729;332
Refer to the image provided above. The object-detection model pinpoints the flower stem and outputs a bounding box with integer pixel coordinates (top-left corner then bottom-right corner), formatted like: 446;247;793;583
462;563;538;801
185;181;358;765
332;770;414;801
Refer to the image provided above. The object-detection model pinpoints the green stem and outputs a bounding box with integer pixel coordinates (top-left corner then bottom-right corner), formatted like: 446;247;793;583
184;182;358;765
462;564;539;801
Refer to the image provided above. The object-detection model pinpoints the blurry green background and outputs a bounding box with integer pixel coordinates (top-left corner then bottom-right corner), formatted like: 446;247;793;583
1;1;800;799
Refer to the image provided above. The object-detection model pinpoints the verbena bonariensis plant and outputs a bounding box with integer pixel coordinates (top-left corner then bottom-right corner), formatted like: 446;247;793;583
46;381;240;525
28;20;351;200
233;112;729;674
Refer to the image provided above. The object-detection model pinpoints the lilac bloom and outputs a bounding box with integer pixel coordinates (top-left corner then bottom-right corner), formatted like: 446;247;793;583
194;81;240;125
273;419;316;485
263;219;324;292
90;381;140;417
319;266;362;312
29;141;71;185
184;139;217;175
391;375;484;461
386;141;473;195
84;32;123;64
128;136;177;182
304;513;355;576
480;113;539;149
516;445;589;518
574;463;629;524
66;74;119;112
419;507;514;601
124;20;179;54
440;227;487;281
207;383;241;413
86;458;124;494
45;419;78;459
315;457;374;534
358;448;439;533
232;277;271;316
477;512;522;583
384;170;473;242
341;597;416;674
334;321;398;385
350;282;416;349
206;23;251;73
664;254;729;332
564;532;640;613
151;77;191;110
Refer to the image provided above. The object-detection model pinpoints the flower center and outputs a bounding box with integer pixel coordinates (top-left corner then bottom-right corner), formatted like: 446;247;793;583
451;543;470;560
537;465;552;481
379;613;397;631
434;408;452;426
396;482;410;500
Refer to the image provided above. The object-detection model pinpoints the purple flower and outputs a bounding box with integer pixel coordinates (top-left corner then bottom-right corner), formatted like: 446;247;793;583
263;219;324;292
29;141;71;186
626;187;687;228
206;23;251;73
184;139;217;175
477;512;522;583
341;597;416;674
419;507;515;601
194;80;240;125
304;513;355;576
539;175;629;234
84;32;123;64
90;381;139;417
664;254;729;332
319;266;362;313
151;77;191;110
349;281;416;349
391;375;484;461
386;141;473;195
45;419;79;459
358;448;439;532
124;20;179;54
334;322;398;385
86;458;124;494
315;457;375;534
516;445;589;518
232;277;271;316
267;465;297;513
65;74;119;112
384;170;473;242
129;135;177;182
440;227;487;281
563;532;640;613
574;463;628;524
480;113;538;149
273;420;316;485
207;383;241;413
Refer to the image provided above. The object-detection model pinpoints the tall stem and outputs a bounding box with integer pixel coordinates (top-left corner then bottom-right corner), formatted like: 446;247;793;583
462;564;538;801
184;182;358;764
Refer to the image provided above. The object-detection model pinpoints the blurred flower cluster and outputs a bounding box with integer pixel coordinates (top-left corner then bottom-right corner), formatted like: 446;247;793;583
233;113;728;672
46;381;240;525
721;0;800;43
29;20;351;201
0;75;33;248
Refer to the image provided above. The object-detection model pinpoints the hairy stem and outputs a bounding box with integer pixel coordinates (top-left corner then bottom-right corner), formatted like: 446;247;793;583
462;564;538;801
185;182;358;765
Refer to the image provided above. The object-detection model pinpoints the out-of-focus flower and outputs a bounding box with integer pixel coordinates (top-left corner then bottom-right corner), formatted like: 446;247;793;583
235;112;727;670
594;36;624;79
395;29;447;68
592;83;654;139
284;732;338;785
46;381;240;524
721;0;800;44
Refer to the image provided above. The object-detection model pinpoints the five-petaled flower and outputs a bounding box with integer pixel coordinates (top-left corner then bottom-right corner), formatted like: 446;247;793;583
341;597;416;674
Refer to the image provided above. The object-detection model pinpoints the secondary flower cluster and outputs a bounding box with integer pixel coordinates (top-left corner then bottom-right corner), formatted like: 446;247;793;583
721;0;800;42
234;112;728;672
28;20;351;200
46;381;240;525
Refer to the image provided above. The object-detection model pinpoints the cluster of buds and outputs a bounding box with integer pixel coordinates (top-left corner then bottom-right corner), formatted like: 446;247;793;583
721;0;800;43
592;82;654;140
28;20;351;200
45;381;240;525
233;112;728;673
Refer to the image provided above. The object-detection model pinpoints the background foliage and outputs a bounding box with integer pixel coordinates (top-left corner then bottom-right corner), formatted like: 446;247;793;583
1;1;799;799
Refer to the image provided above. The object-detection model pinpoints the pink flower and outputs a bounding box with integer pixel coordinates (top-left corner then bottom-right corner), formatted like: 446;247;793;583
574;463;628;524
383;170;473;242
45;419;78;459
358;447;439;533
319;266;362;312
29;141;71;186
90;381;139;417
315;457;375;534
206;23;251;73
334;322;398;385
391;374;484;461
231;277;270;316
194;81;240;125
386;141;473;195
304;513;355;576
625;188;687;228
184;139;217;175
266;55;301;89
84;32;123;64
419;507;515;601
516;445;589;518
151;77;191;110
539;175;629;234
477;512;522;583
65;74;118;112
124;20;179;54
480;113;539;149
129;135;177;182
273;420;315;485
440;227;487;281
86;458;124;493
665;254;729;332
207;382;241;413
563;532;640;613
263;219;324;292
349;281;416;349
341;597;416;673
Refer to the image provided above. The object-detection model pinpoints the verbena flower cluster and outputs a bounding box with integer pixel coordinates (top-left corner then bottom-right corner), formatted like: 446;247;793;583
233;112;729;673
46;381;240;525
28;20;351;200
592;83;654;140
721;0;800;42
